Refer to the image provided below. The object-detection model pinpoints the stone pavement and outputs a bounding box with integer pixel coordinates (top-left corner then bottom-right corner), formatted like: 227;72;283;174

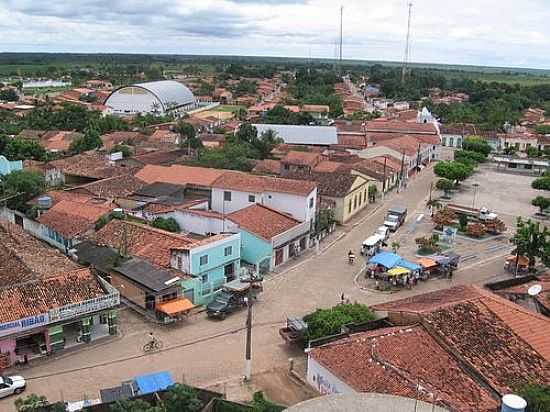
0;166;513;410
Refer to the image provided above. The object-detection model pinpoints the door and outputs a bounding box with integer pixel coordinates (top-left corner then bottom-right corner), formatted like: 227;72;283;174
0;383;12;398
275;249;283;266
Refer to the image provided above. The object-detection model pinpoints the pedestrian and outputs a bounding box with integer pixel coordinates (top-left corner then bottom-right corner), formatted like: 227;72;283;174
340;293;345;305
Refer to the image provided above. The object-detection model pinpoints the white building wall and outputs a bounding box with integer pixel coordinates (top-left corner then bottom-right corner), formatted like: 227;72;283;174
307;355;356;395
161;210;225;236
272;221;311;249
211;188;317;224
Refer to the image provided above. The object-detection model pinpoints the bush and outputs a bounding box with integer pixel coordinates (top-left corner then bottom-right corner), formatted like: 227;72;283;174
454;150;486;164
532;196;550;213
109;144;132;157
526;146;540;158
435;178;454;196
518;383;550;412
462;136;491;156
152;217;180;233
303;303;375;342
532;177;550;191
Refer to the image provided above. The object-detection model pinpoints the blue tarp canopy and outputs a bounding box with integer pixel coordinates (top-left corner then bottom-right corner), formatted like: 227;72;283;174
397;259;421;271
134;371;173;394
368;252;402;269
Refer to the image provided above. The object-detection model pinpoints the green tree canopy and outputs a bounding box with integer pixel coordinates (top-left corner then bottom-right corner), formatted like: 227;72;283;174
518;383;550;412
3;138;46;161
110;144;132;157
434;161;474;184
194;144;253;171
151;217;181;233
1;170;45;210
510;217;549;269
462;136;491;156
532;176;550;191
175;121;196;141
454;150;486;165
15;394;66;412
435;178;454;197
303;303;376;342
69;125;103;154
532;196;550;214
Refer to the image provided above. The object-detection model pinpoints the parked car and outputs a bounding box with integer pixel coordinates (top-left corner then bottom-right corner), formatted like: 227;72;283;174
375;225;390;240
384;206;408;231
206;278;263;320
360;234;385;256
0;375;26;399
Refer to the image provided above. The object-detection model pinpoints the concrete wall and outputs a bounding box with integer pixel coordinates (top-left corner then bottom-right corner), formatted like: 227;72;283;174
211;187;317;224
307;355;355;395
110;272;147;308
163;210;225;236
239;229;273;268
272;221;310;249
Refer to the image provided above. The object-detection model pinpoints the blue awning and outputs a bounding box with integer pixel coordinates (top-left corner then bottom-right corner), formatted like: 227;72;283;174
368;252;402;269
397;259;421;271
134;371;173;394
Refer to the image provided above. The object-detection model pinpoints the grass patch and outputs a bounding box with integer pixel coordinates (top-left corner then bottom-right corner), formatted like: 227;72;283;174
213;105;247;113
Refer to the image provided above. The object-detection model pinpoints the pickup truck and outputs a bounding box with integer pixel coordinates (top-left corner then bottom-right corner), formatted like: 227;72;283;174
447;204;498;222
206;278;263;320
384;207;408;232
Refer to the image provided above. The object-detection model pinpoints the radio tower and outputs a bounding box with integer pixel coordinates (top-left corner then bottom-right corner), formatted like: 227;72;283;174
339;5;344;76
401;2;413;83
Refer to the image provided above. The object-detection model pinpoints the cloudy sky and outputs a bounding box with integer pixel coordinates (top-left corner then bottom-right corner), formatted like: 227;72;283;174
1;0;549;69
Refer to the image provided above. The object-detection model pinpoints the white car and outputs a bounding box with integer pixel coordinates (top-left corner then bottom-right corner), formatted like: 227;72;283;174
0;375;26;399
384;215;400;232
375;225;390;240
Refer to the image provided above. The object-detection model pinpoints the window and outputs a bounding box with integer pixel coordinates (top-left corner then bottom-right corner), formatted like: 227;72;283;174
200;255;208;266
449;137;454;146
224;263;235;280
354;195;358;209
224;246;232;256
201;274;208;283
364;190;367;202
248;195;255;203
348;200;352;213
309;197;314;208
283;164;289;170
224;191;232;201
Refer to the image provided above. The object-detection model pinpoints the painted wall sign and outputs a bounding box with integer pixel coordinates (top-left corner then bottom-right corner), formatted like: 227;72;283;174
0;314;49;338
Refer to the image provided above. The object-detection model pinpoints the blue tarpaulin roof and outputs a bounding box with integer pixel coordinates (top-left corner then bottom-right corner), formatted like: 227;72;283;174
397;259;421;271
134;371;173;394
368;252;402;269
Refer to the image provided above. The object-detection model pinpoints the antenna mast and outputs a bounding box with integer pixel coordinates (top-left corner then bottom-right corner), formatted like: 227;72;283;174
401;2;413;83
339;5;344;76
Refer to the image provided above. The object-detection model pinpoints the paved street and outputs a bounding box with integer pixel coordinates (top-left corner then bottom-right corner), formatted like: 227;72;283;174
1;166;512;410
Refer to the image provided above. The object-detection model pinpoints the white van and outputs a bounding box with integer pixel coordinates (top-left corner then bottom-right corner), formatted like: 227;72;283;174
361;234;385;256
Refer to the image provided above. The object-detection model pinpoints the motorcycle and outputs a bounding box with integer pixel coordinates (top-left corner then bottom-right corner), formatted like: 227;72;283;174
348;253;356;265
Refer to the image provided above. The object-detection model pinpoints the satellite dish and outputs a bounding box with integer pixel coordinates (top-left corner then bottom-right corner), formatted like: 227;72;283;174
528;284;543;297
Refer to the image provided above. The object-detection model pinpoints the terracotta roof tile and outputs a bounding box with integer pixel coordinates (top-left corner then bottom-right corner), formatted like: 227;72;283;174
228;204;301;240
312;160;347;173
310;326;498;412
213;171;316;196
289;172;364;198
69;174;146;199
252;159;281;175
0;220;81;287
281;151;322;167
49;152;140;179
366;120;438;135
38;200;112;238
0;268;106;323
135;164;224;187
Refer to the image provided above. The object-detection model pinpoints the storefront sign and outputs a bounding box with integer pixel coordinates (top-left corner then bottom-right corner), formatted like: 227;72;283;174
48;293;119;323
0;313;49;338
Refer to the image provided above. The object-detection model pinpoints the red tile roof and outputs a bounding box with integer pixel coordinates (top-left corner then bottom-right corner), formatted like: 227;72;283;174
312;160;347;173
309;326;498;412
0;220;82;287
213;171;316;196
252;159;281;175
228;204;301;240
0;268;107;323
281;151;322;167
367;120;438;135
69;174;145;199
373;285;550;394
38;200;113;238
49;152;139;179
135;164;224;187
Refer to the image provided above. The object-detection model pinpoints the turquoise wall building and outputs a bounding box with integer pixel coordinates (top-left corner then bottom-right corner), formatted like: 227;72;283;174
0;156;22;176
238;230;273;270
181;234;241;306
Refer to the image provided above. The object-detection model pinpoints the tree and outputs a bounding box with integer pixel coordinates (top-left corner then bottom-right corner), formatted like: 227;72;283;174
535;124;550;135
256;129;282;159
163;384;204;412
462;136;491;156
69;126;102;154
458;214;469;231
415;236;441;254
1;170;45;210
454;150;486;165
303;303;375;342
194;144;253;171
368;185;378;203
110;399;162;412
15;393;66;412
152;217;181;233
435;178;454;197
432;207;456;229
3;138;46;161
175;121;196;141
234;123;258;145
0;88;18;101
518;383;550;412
526;146;540;158
532;196;550;214
510;217;549;271
391;241;400;253
532;177;550;191
110;144;132;157
434;161;474;184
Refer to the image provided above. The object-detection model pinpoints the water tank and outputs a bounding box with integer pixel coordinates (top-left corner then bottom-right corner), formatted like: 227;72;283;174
37;196;52;209
501;394;527;412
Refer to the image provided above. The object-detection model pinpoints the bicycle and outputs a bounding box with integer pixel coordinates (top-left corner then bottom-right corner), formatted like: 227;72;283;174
142;338;164;353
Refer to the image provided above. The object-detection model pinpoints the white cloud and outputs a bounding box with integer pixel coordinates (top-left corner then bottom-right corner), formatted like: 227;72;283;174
0;0;549;69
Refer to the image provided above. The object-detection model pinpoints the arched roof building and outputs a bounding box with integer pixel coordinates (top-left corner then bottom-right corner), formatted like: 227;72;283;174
105;80;196;116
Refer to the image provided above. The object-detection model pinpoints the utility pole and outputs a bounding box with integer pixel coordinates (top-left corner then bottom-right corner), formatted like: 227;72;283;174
339;5;344;76
399;152;406;190
242;271;263;381
401;2;413;83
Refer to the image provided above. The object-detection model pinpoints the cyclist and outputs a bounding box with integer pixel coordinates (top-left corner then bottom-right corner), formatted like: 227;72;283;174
147;332;157;346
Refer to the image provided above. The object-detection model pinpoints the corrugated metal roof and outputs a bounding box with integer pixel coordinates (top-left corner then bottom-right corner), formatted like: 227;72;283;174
134;371;174;394
134;80;194;108
252;124;338;146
